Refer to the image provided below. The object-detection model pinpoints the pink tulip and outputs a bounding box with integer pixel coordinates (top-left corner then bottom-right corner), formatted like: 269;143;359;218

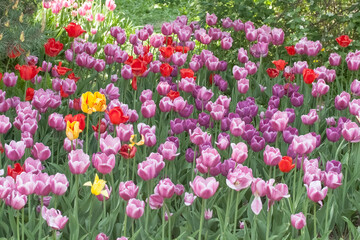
174;184;184;195
204;209;213;220
301;109;318;125
155;178;175;199
250;178;267;215
95;233;109;240
126;198;145;219
0;177;14;199
100;135;121;155
263;145;282;166
172;97;187;112
305;180;328;204
322;171;342;189
41;207;68;230
292;133;317;155
190;176;219;199
116;124;134;142
184;192;197;206
92;153;116;175
311;79;329;97
16;172;36;195
334;91;350;110
34;172;52;196
24;157;43;174
349;99;360;116
138;153;165;181
5;141;26;161
350;79;360;96
158;141;179;161
342;121;360;143
270;111;289;131
237;79;249;94
266;179;290;208
230;142;248;164
230;118;245;137
50;173;69;196
0;115;11;134
48;113;66;131
31;143;51;161
141;100;156;118
226;164;253;191
119;181;139;201
68;149;90;174
189;127;212;145
8;190;27;210
291;212;306;229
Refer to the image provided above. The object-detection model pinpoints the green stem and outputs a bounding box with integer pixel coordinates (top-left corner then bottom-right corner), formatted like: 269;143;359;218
86;114;90;154
266;205;271;240
103;198;106;219
145;181;151;232
24;81;28;102
21;208;24;240
198;198;206;240
233;190;242;233
325;190;332;235
224;189;232;232
97;115;101;152
292;160;297;213
38;196;44;239
53;229;57;240
191;146;197;180
162;206;165;240
123;211;127;237
314;202;317;239
17;210;20;240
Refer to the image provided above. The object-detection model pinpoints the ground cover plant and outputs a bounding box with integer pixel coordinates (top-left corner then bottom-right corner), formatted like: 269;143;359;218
0;0;360;239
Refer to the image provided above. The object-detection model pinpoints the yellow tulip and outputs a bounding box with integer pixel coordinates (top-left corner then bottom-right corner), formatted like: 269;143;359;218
83;174;109;197
66;121;82;141
81;91;106;114
129;134;145;147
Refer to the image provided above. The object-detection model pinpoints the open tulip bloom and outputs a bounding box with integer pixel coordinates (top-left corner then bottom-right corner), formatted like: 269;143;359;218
0;3;359;240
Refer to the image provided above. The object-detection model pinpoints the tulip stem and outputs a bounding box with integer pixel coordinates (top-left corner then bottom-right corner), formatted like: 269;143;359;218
233;190;242;233
325;189;332;235
292;160;297;212
38;196;44;240
24;81;28;101
145;181;151;232
313;202;317;238
162;206;165;240
224;189;233;232
86;114;89;154
191;146;197;180
103;198;106;219
198;198;206;240
21;208;24;240
17;210;20;240
97;115;101;152
123;211;127;237
53;229;57;240
265;205;271;240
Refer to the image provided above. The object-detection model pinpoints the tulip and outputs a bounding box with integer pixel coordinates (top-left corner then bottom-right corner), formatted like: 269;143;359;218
190;176;219;199
342;121;360;143
24;157;43;174
8;190;27;210
141;100;156;118
0;115;11;134
41;207;68;230
34;172;52;196
204;209;213;220
16;172;36;195
231;142;248;164
158;141;179;161
119;181;139;201
327;126;341;142
31;143;51;161
305;180;328;204
301;109;318;125
155;178;175;199
216;133;230;150
50;173;68;196
226;164;253;191
230;118;245;137
329;53;341;66
100;135;121;156
68;149;90;174
189;127;211;145
184;192;197;206
2;72;18;87
92;153;115;175
291;212;306;230
5;141;26;161
263;145;282;166
250;178;267;215
126;198;145;219
292;133;317;155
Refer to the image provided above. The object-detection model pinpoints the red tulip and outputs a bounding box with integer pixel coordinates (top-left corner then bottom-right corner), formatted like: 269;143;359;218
44;38;64;57
285;45;296;56
15;64;41;81
130;59;147;76
159;45;174;59
119;144;137;159
7;163;24;180
92;121;107;133
278;156;295;173
336;35;352;47
125;56;134;65
0;73;2;81
160;63;173;77
56;62;72;76
163;36;173;46
272;59;288;71
64;114;86;130
266;68;280;78
68;72;80;83
303;68;319;84
167;90;180;101
25;88;35;101
175;46;190;53
180;68;196;80
7;44;25;59
108;106;129;125
64;22;86;38
60;87;69;98
131;77;138;90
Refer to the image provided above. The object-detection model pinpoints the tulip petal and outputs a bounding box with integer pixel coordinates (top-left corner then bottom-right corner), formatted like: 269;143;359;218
251;196;262;215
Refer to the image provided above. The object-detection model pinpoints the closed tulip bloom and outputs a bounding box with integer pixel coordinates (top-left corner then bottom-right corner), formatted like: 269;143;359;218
206;13;217;26
95;233;109;240
100;135;121;155
329;53;341;66
3;72;18;87
155;178;175;199
216;132;230;150
231;142;248;164
190;176;219;199
342;121;360;142
0;177;14;199
237;48;248;63
116;124;134;142
291;212;306;230
301;109;318;125
126;198;145;219
92;153;115;175
41;207;68;230
271;28;284;45
5;141;26;161
305;180;328;204
323;171;342;189
196;148;221;173
141;100;156;118
48;113;66;131
31;143;51;161
121;65;133;80
237;79;249;94
172;97;187;112
20;118;38;135
161;22;173;35
0;115;11;134
347;56;360;71
16;172;36;195
147;193;164;209
119;181;139;201
190;127;211;145
349;99;360;116
245;61;258;75
9;190;27;210
270;111;289;132
283;127;299;144
139;89;153;103
233;66;248;80
350;79;360;96
292;133;317;155
68;149;90;174
34;172;52;196
312;79;329;97
50;173;68;195
184;192;197;206
230;118;245;137
23;157;42;174
137;158;164;181
250;178;267;215
263;145;282;166
290;92;304;107
266;179;290;205
250;136;266;152
158;141;179;161
334;91;350;110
